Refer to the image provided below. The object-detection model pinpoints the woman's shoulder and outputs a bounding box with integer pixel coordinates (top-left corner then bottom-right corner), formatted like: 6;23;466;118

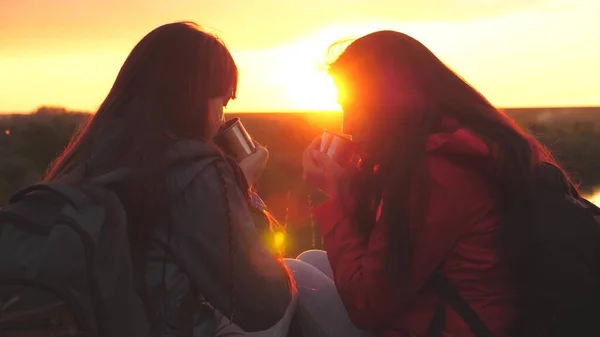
166;139;221;164
425;122;495;190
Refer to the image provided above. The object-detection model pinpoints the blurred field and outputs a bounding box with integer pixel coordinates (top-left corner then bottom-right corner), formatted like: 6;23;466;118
2;106;600;256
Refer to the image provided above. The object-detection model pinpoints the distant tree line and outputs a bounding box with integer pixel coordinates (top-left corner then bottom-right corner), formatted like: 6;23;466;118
2;106;600;199
1;106;600;254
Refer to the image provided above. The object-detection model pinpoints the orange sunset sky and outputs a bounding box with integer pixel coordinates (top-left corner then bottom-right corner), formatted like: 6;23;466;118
0;0;598;113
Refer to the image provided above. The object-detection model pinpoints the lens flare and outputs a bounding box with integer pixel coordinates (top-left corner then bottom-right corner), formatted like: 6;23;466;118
274;231;285;247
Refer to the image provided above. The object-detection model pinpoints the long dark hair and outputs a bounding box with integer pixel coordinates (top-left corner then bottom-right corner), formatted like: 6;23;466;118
328;31;572;283
43;21;239;288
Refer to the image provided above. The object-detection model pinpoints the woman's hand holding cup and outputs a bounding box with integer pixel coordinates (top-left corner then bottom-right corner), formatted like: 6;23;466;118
302;137;346;199
238;141;269;185
214;117;268;185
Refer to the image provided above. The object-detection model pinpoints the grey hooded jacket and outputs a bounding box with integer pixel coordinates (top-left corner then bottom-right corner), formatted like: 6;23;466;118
141;140;292;336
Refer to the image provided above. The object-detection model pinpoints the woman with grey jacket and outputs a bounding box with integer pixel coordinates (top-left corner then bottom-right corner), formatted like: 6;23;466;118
42;21;368;337
43;21;294;336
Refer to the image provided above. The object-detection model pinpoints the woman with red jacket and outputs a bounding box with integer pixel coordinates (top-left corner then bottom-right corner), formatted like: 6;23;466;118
300;30;567;337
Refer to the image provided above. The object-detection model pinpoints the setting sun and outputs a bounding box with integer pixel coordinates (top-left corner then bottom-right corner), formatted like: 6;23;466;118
287;70;339;112
233;36;342;112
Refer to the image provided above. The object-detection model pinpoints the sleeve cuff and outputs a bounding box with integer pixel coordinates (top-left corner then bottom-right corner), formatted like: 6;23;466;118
313;198;355;238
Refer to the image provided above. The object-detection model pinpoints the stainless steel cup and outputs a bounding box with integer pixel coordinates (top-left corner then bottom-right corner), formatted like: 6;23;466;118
320;130;358;167
214;117;256;161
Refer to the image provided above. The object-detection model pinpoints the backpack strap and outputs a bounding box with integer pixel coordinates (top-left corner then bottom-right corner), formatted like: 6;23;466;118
427;268;495;337
426;277;446;337
9;182;91;210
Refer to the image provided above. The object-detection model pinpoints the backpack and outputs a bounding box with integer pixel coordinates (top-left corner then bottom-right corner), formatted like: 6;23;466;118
427;163;600;337
0;170;152;337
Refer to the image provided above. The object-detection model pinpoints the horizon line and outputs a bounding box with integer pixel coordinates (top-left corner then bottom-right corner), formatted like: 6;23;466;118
1;105;600;115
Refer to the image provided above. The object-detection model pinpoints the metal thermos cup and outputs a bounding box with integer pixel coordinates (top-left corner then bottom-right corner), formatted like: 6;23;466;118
319;130;358;167
214;117;256;161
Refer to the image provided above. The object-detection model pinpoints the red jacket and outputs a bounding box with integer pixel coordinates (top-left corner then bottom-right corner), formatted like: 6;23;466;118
314;119;518;337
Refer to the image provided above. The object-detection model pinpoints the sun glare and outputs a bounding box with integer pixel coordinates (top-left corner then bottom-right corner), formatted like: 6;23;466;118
287;70;339;112
271;231;286;255
262;36;342;112
274;231;285;247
